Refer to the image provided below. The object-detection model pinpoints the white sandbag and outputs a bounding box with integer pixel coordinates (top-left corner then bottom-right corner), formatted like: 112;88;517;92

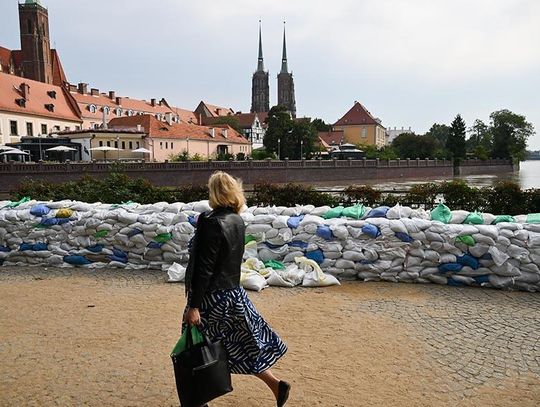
192;200;212;213
267;264;305;287
300;215;325;226
357;271;381;281
451;275;475;285
240;270;268;291
488;246;509;266
410;208;430;219
320;259;336;268
272;215;290;229
488;274;514;288
311;206;331;217
330;225;349;240
296;256;340;287
323;251;342;259
167;262;186;282
335;259;355;269
469;244;490;258
388;220;408;234
449;210;470;224
426;274;448;285
386;204;413;219
342;250;365;261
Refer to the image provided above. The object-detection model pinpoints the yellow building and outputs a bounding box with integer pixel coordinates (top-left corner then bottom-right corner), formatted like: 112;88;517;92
332;101;386;148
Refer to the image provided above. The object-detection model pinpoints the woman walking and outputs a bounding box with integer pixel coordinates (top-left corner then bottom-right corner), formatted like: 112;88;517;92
183;171;290;406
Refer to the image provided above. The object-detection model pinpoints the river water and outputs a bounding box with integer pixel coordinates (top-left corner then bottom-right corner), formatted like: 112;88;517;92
315;160;540;191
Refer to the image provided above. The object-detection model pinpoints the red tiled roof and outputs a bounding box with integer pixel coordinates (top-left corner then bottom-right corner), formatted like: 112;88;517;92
0;47;66;86
318;131;344;147
333;101;381;127
0;71;81;122
51;49;67;86
0;46;13;72
195;101;235;118
108;115;250;144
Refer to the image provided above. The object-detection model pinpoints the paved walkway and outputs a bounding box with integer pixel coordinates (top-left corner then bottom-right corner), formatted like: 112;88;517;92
1;267;539;406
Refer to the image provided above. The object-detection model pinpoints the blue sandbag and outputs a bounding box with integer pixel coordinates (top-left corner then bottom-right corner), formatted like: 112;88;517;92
359;259;373;264
63;255;92;265
447;277;465;287
438;263;463;274
474;275;490;284
0;246;11;252
33;243;48;251
30;204;51;217
287;215;305;229
366;206;390;218
112;247;128;259
316;225;333;240
395;232;414;243
147;241;163;249
87;244;104;253
305;249;324;264
289;240;308;249
457;254;479;270
19;243;33;251
109;255;128;263
40;217;60;226
264;242;286;250
188;215;198;227
362;224;380;238
127;228;143;238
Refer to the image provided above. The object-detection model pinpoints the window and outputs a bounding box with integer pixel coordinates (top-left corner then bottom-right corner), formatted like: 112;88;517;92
88;104;97;113
129;141;133;149
53;125;60;132
135;141;139;148
10;121;18;135
114;141;118;148
160;141;163;149
99;140;103;147
26;122;33;137
104;107;110;115
127;110;133;117
156;114;161;121
106;141;111;147
165;142;168;149
116;108;122;116
171;142;174;149
41;124;47;135
122;141;125;149
75;125;81;130
65;126;70;131
361;128;368;138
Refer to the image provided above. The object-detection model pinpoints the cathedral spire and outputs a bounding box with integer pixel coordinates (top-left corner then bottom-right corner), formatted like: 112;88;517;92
257;20;264;72
280;21;288;74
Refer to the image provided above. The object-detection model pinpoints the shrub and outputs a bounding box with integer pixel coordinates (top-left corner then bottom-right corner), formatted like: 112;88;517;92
340;185;381;206
248;183;338;207
438;180;486;211
403;183;440;207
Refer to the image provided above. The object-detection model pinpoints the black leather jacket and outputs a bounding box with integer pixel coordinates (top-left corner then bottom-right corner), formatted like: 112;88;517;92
185;207;245;308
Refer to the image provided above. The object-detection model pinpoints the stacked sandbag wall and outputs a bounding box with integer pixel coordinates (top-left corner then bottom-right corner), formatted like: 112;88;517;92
1;199;539;292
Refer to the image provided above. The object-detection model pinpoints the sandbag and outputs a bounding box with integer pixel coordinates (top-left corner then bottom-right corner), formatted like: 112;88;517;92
431;203;452;224
296;256;340;287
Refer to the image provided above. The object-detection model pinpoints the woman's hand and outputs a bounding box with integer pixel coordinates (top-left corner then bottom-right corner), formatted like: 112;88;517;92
184;307;201;326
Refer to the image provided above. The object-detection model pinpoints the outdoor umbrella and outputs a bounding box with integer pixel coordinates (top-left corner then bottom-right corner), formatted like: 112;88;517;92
0;148;30;162
46;146;77;162
89;146;122;162
131;147;151;160
0;146;16;151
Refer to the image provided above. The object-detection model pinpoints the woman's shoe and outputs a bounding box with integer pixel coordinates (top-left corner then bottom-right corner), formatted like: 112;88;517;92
277;380;291;407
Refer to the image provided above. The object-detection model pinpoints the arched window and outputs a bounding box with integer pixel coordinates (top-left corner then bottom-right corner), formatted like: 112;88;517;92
156;114;161;121
103;106;110;115
88;104;97;114
115;108;122;116
127;110;134;116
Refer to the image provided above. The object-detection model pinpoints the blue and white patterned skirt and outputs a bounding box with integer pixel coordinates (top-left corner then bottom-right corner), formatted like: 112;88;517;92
184;286;287;374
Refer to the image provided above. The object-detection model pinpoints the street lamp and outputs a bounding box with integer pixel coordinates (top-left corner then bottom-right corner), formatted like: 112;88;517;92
116;135;120;160
277;138;281;160
300;139;304;160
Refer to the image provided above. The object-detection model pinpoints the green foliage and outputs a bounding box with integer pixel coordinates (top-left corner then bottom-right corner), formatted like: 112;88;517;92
247;183;339;207
340;185;381;206
209;116;243;134
446;114;467;164
392;133;438;159
251;148;274;160
482;181;528;215
170;150;191;162
214;152;234;161
403;183;440;207
312;118;331;132
490;109;534;163
191;153;204;162
236;152;246;161
425;123;451;148
438;180;485;212
467;119;492;157
357;144;398;160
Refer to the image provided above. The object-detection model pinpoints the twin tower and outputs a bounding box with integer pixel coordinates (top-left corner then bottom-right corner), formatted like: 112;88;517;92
251;22;296;118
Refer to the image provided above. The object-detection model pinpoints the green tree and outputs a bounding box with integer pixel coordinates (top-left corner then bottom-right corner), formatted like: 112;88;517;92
291;118;318;159
425;123;451;148
467;119;491;160
392;133;437;159
210;116;243;134
312;118;331;132
446;114;467;164
490;109;534;163
263;105;293;158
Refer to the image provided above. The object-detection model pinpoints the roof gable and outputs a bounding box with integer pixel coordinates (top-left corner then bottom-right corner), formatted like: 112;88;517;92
334;101;380;126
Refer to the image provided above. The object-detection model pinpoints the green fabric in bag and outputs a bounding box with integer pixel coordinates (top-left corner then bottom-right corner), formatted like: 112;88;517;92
464;211;484;225
342;204;365;219
323;206;344;219
492;215;515;224
456;235;476;246
264;259;286;270
171;326;204;357
526;213;540;224
431;203;452;224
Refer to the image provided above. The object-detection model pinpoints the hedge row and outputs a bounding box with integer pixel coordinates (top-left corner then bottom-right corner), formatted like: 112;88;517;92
10;174;540;215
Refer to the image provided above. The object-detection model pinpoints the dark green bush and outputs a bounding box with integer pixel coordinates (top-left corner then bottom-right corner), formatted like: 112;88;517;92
340;185;381;206
403;183;440;207
438;180;486;212
248;183;338;207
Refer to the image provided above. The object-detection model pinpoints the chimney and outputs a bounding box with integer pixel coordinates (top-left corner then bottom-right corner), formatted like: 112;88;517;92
20;83;30;100
102;107;108;129
90;88;99;96
78;83;88;94
68;84;77;92
216;108;221;115
116;96;122;105
109;91;115;100
150;98;156;107
137;124;142;132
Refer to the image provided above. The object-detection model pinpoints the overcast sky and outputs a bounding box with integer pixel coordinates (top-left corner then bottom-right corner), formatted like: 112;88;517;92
1;0;539;148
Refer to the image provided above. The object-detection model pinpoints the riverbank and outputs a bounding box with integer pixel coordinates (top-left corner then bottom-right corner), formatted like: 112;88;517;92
1;267;539;406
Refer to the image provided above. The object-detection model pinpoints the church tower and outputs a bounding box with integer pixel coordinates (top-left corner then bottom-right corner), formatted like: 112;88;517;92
277;23;296;118
250;21;270;113
18;0;53;84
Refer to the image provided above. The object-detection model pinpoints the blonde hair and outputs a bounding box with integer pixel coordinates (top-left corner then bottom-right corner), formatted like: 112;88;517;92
208;171;246;214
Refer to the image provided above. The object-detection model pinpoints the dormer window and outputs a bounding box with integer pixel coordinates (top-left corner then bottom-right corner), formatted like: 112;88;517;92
47;90;57;99
45;103;55;112
115;108;122;116
156;114;162;120
127;110;134;116
16;98;26;107
103;106;110;115
88;104;97;113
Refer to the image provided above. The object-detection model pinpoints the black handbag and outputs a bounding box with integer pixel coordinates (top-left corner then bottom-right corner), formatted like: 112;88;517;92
171;325;233;407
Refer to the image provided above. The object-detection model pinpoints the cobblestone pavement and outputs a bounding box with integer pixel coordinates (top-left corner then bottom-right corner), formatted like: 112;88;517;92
1;266;539;406
356;284;540;397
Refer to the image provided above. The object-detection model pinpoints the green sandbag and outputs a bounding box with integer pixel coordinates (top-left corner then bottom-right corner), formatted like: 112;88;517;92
5;196;30;208
526;213;540;224
245;234;256;245
342;204;365;219
110;200;136;209
155;233;172;243
492;215;515;224
323;206;345;219
431;203;452;224
456;235;476;246
264;259;286;270
171;325;204;357
464;211;484;225
94;230;108;238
